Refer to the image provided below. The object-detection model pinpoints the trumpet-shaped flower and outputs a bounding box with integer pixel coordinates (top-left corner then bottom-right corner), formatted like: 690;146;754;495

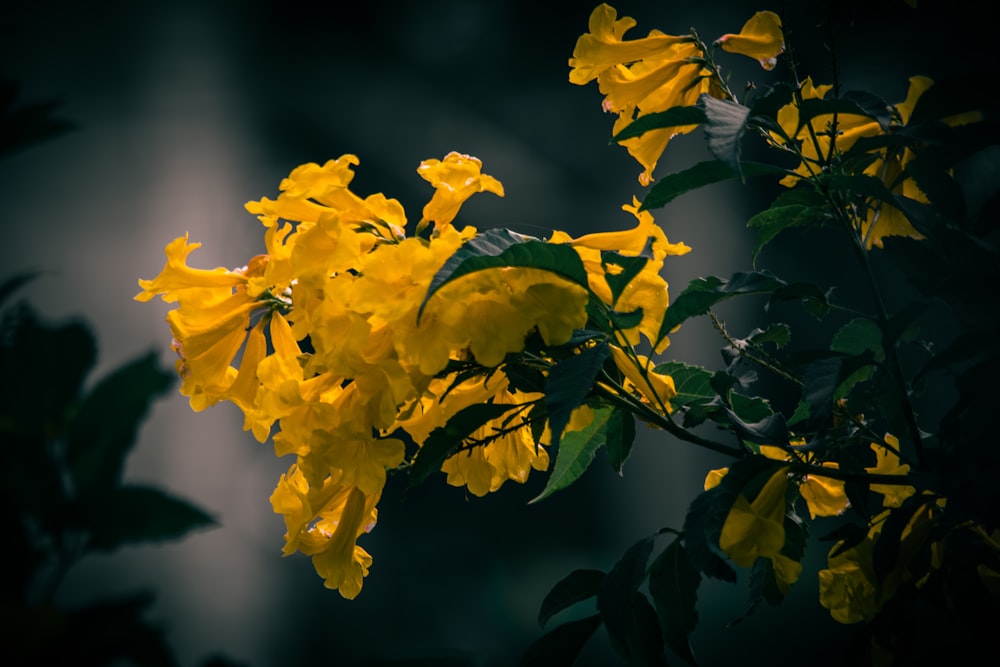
715;11;784;70
568;3;691;85
569;4;718;185
719;467;789;567
552;198;690;351
416;152;504;233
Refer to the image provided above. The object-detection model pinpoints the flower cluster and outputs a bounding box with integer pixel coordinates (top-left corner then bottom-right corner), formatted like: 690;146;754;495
704;435;914;594
137;151;689;597
569;3;784;185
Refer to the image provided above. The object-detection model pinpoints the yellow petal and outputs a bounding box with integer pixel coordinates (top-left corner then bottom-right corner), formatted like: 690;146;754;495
716;11;784;70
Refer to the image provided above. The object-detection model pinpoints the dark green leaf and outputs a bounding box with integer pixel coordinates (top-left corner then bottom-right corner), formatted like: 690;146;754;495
601;249;650;307
611;592;669;666
746;83;796;136
67;351;175;497
799;356;844;431
519;614;601;667
723;404;789;447
538;569;606;628
608;308;645;331
409;401;525;488
797;92;892;133
656;271;787;346
0;304;97;438
747;204;830;265
597;535;655;658
612;105;707;142
746;324;791;349
904;156;967;224
419;229;588;320
544;339;610;447
530;406;612;503
640;160;787;211
798;353;875;431
605;407;636;475
871;495;932;584
830;318;883;358
79;486;215;551
505;361;548;394
729;393;774;425
648;538;700;665
698;94;750;175
908;72;997;127
821;173;898;206
654;361;713;410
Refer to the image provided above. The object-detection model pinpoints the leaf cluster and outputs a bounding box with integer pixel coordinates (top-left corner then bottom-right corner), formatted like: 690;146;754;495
0;274;216;667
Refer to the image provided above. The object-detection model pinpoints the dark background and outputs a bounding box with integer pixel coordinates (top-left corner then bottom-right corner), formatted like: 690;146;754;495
0;1;986;665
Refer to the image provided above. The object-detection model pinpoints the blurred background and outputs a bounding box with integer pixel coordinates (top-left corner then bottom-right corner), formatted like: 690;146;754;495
0;1;983;665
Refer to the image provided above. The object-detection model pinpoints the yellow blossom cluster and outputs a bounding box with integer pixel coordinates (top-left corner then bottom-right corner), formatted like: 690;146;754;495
704;435;914;594
569;4;784;185
137;151;688;597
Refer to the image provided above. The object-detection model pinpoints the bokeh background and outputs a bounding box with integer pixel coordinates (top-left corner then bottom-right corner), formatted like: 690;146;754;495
1;1;984;665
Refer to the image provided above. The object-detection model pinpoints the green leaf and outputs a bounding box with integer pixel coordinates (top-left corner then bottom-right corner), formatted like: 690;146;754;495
656;271;788;346
698;94;751;176
67;351;175;497
544;339;610;447
640;160;787;211
648;538;701;666
796;92;892;133
746;323;791;349
831;318;884;359
597;536;657;660
519;614;601;667
408;401;525;488
538;569;606;628
601;249;650;307
530;407;612;503
610;592;669;666
747;204;830;265
612;105;707;142
605;407;636;475
723;404;789;447
0;304;97;438
798;353;875;431
654;361;713;410
419;228;588;320
79;485;215;551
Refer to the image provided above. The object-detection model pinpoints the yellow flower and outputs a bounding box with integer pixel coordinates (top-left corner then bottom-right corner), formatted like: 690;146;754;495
551;198;690;352
568;3;691;85
135;234;246;303
715;11;784;70
868;434;915;507
136;235;277;411
569;4;717;185
424;266;589;367
416;152;504;234
400;374;550;496
719;467;788;567
609;344;676;411
818;535;880;624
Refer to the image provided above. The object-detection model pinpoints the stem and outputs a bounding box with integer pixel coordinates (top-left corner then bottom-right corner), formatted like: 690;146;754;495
708;309;803;386
594;380;744;458
847;235;926;464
